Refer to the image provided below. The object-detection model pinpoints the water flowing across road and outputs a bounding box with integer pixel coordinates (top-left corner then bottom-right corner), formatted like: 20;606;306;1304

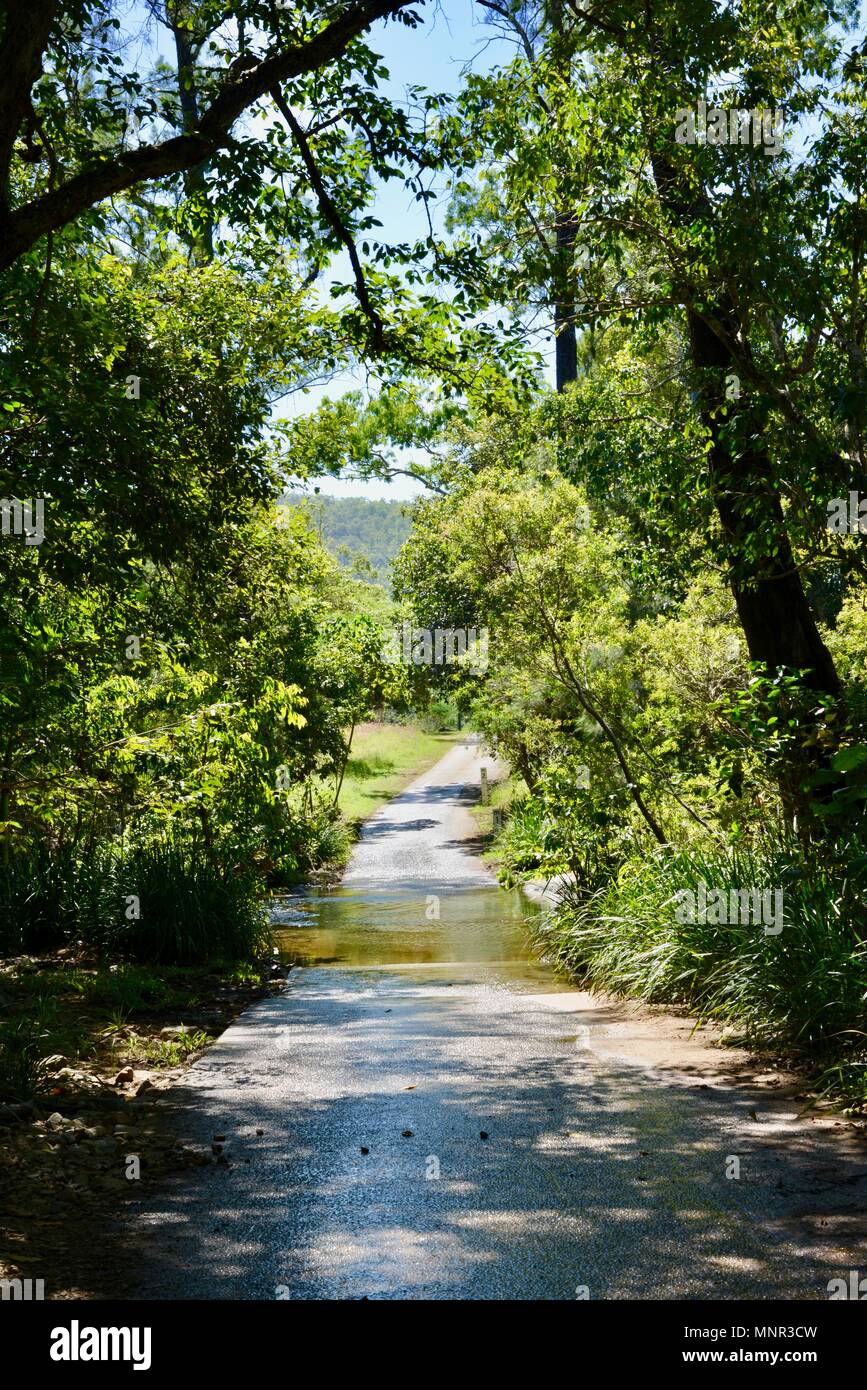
129;741;867;1300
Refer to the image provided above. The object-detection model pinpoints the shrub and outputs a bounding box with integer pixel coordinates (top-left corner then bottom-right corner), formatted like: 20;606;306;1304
531;828;867;1059
94;841;269;965
0;844;103;956
0;838;268;966
0;1020;52;1102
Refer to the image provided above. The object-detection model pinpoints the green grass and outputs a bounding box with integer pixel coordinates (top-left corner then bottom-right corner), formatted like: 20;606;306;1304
114;1028;213;1068
468;771;521;864
0;1020;54;1102
531;829;867;1080
336;722;461;829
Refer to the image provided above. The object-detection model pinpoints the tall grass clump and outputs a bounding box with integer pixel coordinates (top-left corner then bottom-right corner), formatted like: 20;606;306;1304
0;1020;52;1102
0;844;99;956
531;828;867;1060
0;838;269;966
95;841;269;965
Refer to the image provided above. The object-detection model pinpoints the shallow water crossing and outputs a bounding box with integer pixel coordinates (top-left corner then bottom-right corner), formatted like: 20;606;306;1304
271;884;565;992
127;746;867;1300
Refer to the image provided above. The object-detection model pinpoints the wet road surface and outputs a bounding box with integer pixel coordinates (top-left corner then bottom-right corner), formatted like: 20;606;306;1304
128;744;867;1300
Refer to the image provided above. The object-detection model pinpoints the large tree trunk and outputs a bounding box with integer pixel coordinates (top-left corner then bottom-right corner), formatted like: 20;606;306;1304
647;152;840;697
685;308;840;694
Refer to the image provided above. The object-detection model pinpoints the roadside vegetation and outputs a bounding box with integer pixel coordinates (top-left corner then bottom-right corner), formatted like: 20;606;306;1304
3;0;867;1128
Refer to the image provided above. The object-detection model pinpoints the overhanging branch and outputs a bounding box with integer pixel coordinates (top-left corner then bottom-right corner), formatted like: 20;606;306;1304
270;83;387;355
0;0;419;272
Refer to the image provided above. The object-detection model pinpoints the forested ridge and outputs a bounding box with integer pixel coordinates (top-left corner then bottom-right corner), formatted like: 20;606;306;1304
2;0;867;1111
281;495;412;584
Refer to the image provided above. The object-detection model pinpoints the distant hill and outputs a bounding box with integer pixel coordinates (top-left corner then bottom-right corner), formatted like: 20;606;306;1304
282;495;413;588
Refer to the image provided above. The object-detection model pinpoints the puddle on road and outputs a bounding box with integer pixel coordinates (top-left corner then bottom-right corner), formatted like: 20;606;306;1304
269;885;566;991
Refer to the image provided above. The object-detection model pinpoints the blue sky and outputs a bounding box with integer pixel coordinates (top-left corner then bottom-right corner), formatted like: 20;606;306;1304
131;0;522;502
275;1;523;503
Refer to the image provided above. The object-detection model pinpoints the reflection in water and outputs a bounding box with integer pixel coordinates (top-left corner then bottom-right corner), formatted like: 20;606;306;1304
270;884;545;972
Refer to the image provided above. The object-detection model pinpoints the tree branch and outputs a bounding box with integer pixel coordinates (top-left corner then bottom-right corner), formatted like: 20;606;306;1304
270;82;388;354
0;0;58;213
0;0;418;272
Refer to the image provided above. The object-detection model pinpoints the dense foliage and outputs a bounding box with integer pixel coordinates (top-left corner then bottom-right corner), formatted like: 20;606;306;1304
2;0;867;1091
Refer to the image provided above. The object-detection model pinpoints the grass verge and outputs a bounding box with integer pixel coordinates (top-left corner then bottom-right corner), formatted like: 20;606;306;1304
336;722;461;831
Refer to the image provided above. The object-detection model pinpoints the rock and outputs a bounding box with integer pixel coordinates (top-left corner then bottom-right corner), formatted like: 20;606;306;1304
255;1128;264;1136
401;1130;414;1138
89;1091;124;1111
159;1026;191;1038
180;1145;209;1167
55;1067;101;1090
133;1078;153;1098
211;1142;224;1154
9;1101;34;1120
46;1112;65;1130
213;1133;227;1142
360;1146;370;1155
113;1067;133;1086
0;1105;21;1126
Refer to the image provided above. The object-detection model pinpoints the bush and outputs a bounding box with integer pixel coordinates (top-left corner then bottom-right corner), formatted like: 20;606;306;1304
499;788;626;891
95;842;269;965
0;838;269;966
0;844;102;956
265;793;350;884
0;1020;52;1102
531;828;867;1059
416;700;458;733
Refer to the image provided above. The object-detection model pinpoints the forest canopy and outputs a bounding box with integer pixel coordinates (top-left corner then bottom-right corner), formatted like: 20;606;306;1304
4;0;867;1090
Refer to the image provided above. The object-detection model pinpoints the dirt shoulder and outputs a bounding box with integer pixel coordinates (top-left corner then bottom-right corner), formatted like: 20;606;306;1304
521;876;867;1147
0;951;290;1299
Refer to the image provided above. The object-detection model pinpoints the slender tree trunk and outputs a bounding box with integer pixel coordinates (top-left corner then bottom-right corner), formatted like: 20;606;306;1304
170;7;213;264
513;743;539;795
554;207;578;392
549;0;578;393
333;718;355;807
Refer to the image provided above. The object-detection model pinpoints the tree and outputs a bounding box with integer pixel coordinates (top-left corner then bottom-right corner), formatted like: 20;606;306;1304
0;1;421;277
437;0;865;710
